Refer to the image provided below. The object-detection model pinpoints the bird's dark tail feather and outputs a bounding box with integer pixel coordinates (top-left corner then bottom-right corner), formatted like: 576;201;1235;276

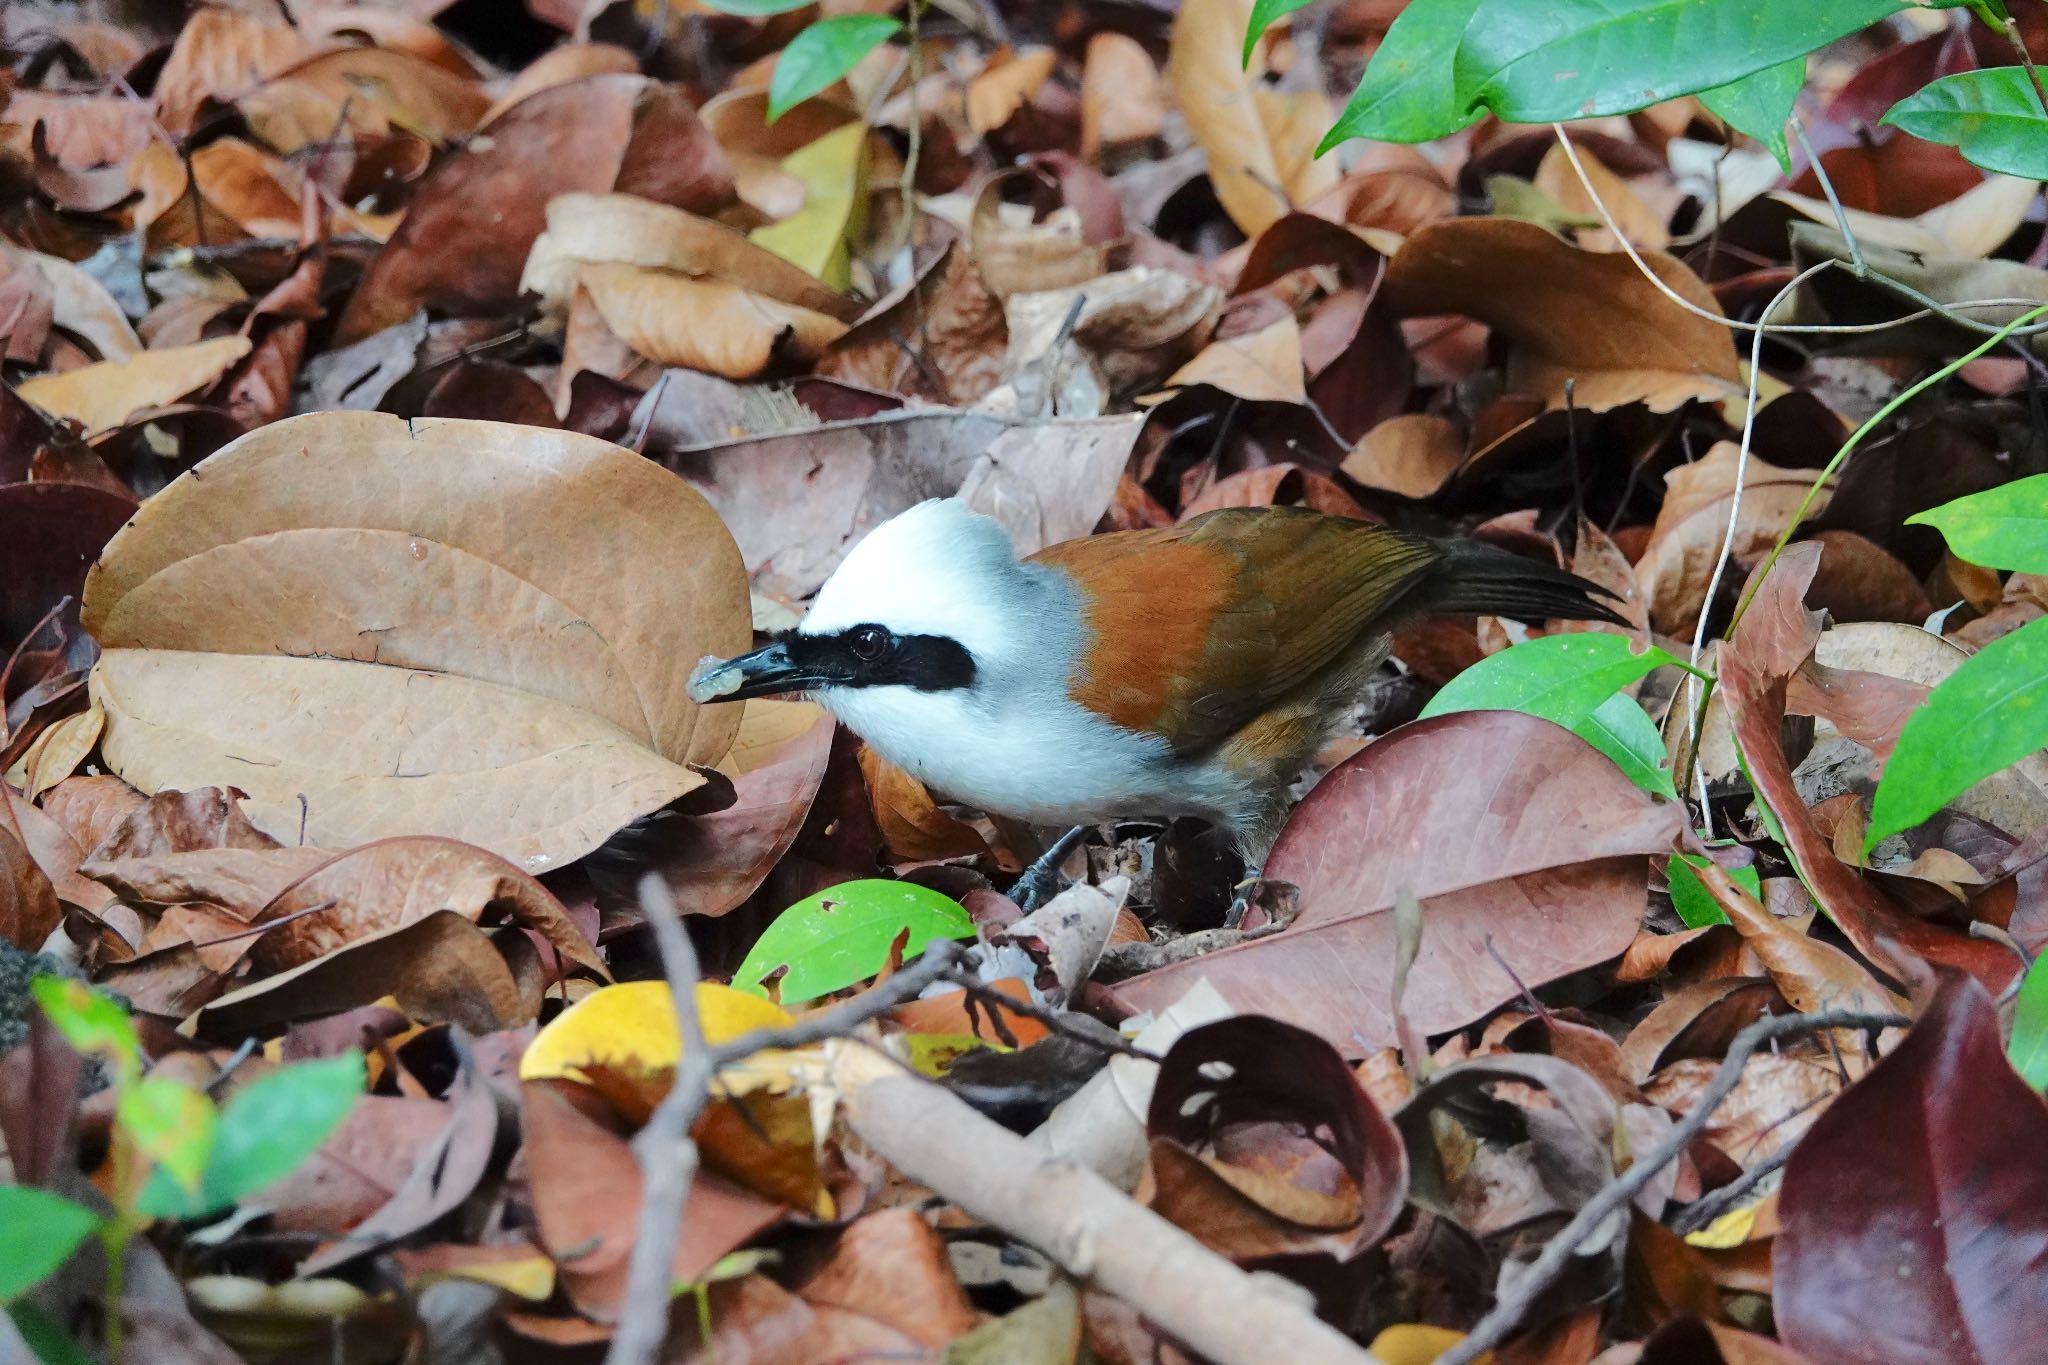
1422;536;1630;628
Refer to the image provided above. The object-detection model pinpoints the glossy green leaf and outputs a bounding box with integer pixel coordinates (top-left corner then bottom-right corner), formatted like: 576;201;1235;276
1244;0;1318;66
769;15;901;122
1867;615;2048;852
1319;0;1484;149
1883;67;2048;179
733;880;975;1005
1907;474;2048;573
2013;956;2048;1090
1420;632;1681;795
28;976;139;1088
696;0;814;13
139;1053;364;1219
1699;56;1804;171
118;1076;216;1196
0;1187;101;1301
1458;0;1902;124
1666;852;1761;929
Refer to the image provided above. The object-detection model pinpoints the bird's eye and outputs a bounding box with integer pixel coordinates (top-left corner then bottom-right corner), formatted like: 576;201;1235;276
848;625;889;661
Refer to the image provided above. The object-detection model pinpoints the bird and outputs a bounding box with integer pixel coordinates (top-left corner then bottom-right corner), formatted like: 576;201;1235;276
687;499;1624;904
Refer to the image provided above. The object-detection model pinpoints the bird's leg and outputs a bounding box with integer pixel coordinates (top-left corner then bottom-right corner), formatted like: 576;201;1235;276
1223;865;1263;930
1010;824;1089;912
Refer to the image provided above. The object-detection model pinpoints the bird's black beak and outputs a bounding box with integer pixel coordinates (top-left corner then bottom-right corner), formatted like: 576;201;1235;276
687;641;831;704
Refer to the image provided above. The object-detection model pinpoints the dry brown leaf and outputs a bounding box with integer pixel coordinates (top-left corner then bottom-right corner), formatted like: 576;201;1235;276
967;46;1058;135
658;408;1142;602
152;9;312;136
1532;143;1671;253
2;246;140;363
577;262;847;380
971;185;1109;300
1384;216;1741;412
858;745;991;864
1635;441;1832;636
17;336;252;435
522;192;858;323
484;43;641;124
1160;314;1305;404
1167;0;1335;236
242;45;491;152
1341;413;1464;499
81;412;748;870
1081;32;1165;158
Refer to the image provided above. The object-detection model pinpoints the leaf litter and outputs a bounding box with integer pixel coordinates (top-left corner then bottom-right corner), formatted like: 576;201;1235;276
2;6;2047;1364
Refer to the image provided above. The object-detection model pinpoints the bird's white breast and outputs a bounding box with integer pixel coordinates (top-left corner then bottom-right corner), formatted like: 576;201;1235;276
818;682;1228;827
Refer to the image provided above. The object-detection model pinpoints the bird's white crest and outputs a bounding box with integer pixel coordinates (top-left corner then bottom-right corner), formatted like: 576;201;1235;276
800;499;1027;660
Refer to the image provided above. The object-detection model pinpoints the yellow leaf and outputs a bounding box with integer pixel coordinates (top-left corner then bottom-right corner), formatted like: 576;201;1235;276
750;122;870;291
1369;1324;1491;1365
522;980;792;1084
966;46;1057;135
1685;1202;1760;1249
18;336;251;434
903;1032;1003;1079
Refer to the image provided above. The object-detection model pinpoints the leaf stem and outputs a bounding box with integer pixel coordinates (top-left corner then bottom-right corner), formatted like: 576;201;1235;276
2001;16;2048;123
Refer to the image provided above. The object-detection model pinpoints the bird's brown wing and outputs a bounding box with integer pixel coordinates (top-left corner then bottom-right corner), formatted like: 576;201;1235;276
1027;507;1442;753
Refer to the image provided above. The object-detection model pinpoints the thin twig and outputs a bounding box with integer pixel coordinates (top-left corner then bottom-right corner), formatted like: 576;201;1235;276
1434;1007;1907;1365
1667;1140;1793;1236
605;887;969;1365
944;970;1159;1061
2003;16;2048;122
1790;114;1865;277
1549;125;2048;340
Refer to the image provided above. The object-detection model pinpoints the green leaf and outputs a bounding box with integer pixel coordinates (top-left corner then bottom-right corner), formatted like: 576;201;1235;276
1320;0;1484;149
118;1076;216;1196
1866;615;2048;852
733;880;975;1005
1699;56;1804;171
696;0;815;13
1666;851;1761;929
1419;632;1681;795
2012;955;2048;1090
1883;67;2048;179
139;1053;364;1220
28;977;139;1088
769;15;902;122
1244;0;1318;67
0;1187;101;1301
1458;0;1902;125
1908;474;2048;573
8;1302;98;1365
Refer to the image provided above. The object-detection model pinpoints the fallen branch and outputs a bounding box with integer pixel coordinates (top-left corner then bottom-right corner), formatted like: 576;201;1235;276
826;1039;1385;1365
1435;1006;1907;1365
605;886;968;1365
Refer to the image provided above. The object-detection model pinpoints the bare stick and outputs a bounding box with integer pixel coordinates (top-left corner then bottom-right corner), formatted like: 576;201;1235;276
1434;1007;1907;1365
607;876;713;1365
606;888;970;1365
2003;16;2048;123
828;1041;1386;1365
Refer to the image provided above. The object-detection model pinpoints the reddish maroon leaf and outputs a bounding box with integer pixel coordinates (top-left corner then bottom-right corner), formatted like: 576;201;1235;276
1777;969;2048;1364
0;482;134;658
1110;711;1684;1054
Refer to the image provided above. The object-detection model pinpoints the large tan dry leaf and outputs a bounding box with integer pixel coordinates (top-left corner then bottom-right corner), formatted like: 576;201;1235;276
3;246;140;362
1383;216;1741;412
1634;440;1830;636
241;45;491;152
578;262;847;380
152;8;312;135
967;46;1058;135
1341;413;1463;499
17;336;251;434
1531;144;1671;253
521;192;858;324
81;412;749;870
1168;0;1335;237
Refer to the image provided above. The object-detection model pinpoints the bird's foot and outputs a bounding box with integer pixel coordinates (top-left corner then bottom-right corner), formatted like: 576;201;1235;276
1223;871;1299;931
1009;825;1089;913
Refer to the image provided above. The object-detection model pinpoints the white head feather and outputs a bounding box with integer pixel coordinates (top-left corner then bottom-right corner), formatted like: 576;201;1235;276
800;500;1034;661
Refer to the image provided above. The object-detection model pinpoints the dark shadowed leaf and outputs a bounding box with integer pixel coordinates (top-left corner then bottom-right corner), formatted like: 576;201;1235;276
1777;969;2048;1364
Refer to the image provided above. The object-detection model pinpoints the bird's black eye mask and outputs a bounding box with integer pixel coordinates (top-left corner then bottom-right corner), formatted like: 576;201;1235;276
785;625;977;691
687;625;976;703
